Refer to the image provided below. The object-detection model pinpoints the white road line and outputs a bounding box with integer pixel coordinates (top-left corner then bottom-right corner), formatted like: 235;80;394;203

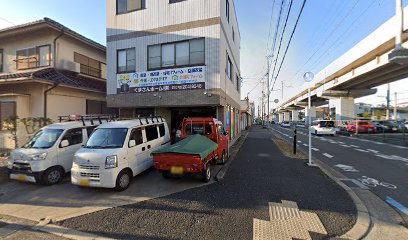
367;149;379;153
350;145;360;148
303;143;308;147
374;142;385;145
297;141;302;143
312;148;319;151
337;141;345;144
355;149;369;153
323;153;334;158
340;144;350;148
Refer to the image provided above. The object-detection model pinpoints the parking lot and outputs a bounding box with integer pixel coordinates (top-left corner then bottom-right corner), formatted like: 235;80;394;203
0;162;221;222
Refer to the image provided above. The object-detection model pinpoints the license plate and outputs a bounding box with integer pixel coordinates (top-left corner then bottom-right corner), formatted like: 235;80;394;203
170;166;183;175
79;179;90;186
16;174;27;182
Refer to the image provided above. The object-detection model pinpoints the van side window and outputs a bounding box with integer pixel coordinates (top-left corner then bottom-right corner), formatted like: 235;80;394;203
61;128;83;147
159;124;165;137
145;125;158;141
129;128;143;145
86;126;97;137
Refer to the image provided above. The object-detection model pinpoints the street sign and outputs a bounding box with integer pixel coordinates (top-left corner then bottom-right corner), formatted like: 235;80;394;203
303;72;314;82
274;99;279;103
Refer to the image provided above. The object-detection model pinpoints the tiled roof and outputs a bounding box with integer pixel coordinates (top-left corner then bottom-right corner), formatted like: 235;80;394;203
0;68;105;92
0;72;33;80
32;68;106;92
0;18;105;51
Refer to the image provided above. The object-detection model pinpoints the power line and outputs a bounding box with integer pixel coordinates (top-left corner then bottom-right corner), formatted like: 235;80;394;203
289;0;359;82
269;0;294;90
309;0;379;74
265;0;277;56
271;0;308;91
0;17;16;26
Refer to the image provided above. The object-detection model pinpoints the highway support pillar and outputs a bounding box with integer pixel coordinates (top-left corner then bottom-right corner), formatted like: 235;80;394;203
291;110;300;122
329;97;355;123
305;106;316;125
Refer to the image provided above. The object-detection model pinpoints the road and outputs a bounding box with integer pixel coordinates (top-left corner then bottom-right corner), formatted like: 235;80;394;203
271;124;408;215
60;126;356;240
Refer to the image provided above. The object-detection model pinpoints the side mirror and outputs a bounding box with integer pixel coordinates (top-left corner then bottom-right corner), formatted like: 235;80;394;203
60;140;69;148
129;140;136;148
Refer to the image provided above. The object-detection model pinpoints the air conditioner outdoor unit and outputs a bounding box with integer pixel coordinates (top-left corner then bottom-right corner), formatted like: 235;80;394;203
58;60;80;73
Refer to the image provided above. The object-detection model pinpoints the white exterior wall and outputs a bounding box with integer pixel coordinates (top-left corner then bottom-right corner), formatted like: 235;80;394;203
107;24;221;94
106;0;241;106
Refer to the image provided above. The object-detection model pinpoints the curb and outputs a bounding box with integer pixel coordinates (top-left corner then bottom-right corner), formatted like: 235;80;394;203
215;130;249;181
33;219;113;240
269;128;371;240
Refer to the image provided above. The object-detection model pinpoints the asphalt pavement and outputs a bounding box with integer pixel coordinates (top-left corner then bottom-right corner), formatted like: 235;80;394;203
271;124;408;217
59;125;356;240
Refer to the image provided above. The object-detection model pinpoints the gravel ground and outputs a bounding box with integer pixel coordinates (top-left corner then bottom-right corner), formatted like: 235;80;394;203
59;126;356;240
0;156;9;183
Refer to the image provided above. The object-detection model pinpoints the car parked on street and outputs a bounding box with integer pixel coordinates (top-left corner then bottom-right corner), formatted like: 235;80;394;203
310;120;336;136
7;115;112;185
71;117;170;191
347;120;376;133
280;122;291;128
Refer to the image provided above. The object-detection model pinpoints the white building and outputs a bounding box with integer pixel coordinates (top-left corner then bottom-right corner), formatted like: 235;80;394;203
106;0;241;140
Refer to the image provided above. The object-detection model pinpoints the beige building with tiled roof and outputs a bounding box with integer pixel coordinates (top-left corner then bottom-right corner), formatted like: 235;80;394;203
0;18;112;150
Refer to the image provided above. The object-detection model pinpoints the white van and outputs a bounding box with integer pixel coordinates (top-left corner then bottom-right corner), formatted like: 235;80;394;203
7;115;111;185
310;120;336;136
71;117;170;191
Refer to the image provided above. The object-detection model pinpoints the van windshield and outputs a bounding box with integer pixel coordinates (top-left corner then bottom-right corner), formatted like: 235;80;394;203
319;121;335;127
24;129;64;149
185;123;213;135
85;128;128;149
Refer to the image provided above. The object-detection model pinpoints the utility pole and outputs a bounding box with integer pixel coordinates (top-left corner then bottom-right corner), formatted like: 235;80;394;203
394;92;398;120
267;57;271;125
281;81;284;101
386;83;390;119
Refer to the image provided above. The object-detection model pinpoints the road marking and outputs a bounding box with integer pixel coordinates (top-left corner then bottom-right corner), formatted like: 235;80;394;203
289;136;293;139
303;143;308;147
386;197;408;216
374;142;385;145
323;153;333;158
297;141;302;143
337;141;345;144
375;154;408;164
350;145;360;148
340;144;350;148
367;149;379;153
355;149;369;153
335;164;359;172
311;148;319;151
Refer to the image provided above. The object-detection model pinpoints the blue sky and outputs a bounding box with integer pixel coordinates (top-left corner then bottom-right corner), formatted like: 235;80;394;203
1;0;407;109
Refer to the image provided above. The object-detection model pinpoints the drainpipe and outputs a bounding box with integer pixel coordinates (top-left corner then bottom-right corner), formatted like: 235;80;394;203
43;30;64;118
43;83;58;118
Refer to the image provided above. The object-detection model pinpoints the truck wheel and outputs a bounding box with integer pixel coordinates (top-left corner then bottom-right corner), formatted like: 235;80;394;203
162;171;170;179
202;165;211;183
42;167;64;185
115;170;132;192
219;150;227;165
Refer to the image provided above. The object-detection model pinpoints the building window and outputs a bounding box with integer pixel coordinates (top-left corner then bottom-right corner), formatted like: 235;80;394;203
0;49;3;72
236;75;240;91
147;38;205;70
169;0;186;3
226;0;230;22
16;45;50;70
227;53;232;80
117;0;145;14
74;52;102;78
117;48;136;73
0;102;16;130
